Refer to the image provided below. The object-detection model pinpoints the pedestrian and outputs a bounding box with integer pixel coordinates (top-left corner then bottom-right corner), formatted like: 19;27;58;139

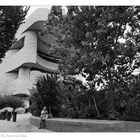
39;106;48;129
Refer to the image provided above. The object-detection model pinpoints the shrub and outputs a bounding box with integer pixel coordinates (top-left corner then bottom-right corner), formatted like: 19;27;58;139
29;74;62;117
29;72;140;121
0;95;23;109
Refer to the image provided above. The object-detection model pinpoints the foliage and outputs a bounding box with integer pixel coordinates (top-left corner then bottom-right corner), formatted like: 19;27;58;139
29;6;140;121
87;76;140;121
29;73;140;121
0;6;29;62
37;6;140;121
121;76;140;121
29;74;62;117
60;77;140;121
29;88;42;116
57;76;100;119
0;95;23;109
44;6;140;91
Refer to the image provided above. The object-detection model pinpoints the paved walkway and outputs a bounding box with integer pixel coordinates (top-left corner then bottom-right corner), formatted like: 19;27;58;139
0;113;53;132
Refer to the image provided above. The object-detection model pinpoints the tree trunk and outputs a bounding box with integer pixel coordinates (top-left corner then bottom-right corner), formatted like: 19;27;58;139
93;96;101;118
49;106;51;114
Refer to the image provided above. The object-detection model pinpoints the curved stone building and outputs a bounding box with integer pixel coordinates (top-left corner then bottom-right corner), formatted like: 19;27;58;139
0;8;59;107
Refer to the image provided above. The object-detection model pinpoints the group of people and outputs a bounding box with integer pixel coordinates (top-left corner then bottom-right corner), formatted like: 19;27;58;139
1;106;49;129
0;110;14;121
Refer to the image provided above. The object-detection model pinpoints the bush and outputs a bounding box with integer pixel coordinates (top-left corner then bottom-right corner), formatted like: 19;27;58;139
29;72;140;121
29;74;62;117
29;102;41;117
121;97;140;121
0;95;23;109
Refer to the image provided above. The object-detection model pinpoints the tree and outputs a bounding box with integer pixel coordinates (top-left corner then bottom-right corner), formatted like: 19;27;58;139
0;6;29;62
44;6;140;91
41;6;140;121
29;74;62;117
57;76;99;119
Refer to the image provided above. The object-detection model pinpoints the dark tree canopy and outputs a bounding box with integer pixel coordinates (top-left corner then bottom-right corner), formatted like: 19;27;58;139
29;6;140;121
29;74;62;117
44;6;140;90
0;95;23;109
0;6;29;62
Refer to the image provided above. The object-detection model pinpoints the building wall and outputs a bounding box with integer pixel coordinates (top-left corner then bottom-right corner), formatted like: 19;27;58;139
3;49;19;60
0;72;18;95
0;8;58;97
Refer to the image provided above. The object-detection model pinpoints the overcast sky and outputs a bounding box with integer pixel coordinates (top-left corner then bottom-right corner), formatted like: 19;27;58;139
26;5;51;18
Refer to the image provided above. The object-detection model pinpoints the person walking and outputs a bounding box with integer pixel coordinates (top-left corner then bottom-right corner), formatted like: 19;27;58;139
39;106;48;129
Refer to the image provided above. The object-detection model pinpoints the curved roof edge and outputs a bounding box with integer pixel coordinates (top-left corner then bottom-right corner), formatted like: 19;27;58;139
15;8;50;39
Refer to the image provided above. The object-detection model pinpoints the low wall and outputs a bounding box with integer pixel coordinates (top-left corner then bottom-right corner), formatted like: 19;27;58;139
30;116;140;132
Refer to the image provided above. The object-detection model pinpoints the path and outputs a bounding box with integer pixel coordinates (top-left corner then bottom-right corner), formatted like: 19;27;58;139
0;113;53;132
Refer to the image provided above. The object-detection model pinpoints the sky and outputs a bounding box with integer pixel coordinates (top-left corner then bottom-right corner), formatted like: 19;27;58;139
1;0;140;6
26;6;51;18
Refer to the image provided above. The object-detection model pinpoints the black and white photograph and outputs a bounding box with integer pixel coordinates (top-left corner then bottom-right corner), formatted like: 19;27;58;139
0;1;140;138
